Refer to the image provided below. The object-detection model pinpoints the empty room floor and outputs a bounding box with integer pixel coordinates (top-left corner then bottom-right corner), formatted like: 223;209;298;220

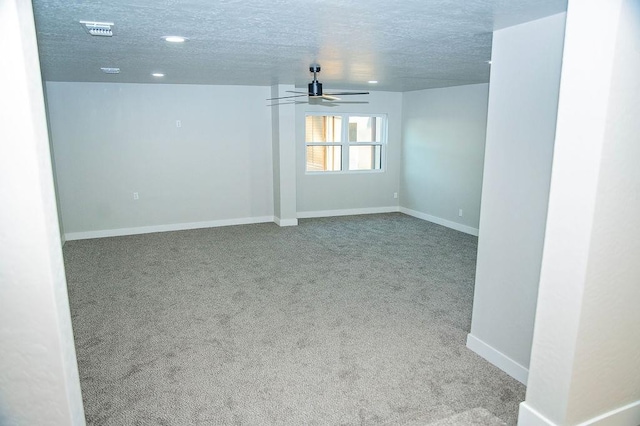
63;213;525;425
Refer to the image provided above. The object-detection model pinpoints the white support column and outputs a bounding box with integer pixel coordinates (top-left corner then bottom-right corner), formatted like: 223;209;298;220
270;84;298;226
520;0;640;424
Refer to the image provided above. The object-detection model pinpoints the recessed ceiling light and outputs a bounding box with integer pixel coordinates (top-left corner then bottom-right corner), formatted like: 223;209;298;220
100;67;120;74
368;80;378;84
152;73;165;77
163;36;188;43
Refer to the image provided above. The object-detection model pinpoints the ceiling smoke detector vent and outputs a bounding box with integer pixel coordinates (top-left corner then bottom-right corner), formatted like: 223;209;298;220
80;21;114;37
101;67;120;74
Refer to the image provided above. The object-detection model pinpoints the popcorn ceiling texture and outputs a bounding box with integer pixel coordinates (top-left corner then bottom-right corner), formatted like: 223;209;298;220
32;0;566;90
64;213;525;425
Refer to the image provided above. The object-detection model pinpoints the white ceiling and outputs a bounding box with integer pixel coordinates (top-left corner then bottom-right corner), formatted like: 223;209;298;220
32;0;567;92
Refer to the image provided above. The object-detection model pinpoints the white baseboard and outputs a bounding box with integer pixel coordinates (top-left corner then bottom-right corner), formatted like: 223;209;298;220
577;400;640;426
274;217;298;227
466;333;528;385
64;208;476;239
518;400;640;426
65;216;275;241
400;207;479;236
518;403;555;426
297;206;399;219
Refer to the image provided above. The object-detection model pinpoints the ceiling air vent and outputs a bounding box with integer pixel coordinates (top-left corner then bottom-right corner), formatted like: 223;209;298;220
100;67;120;74
80;21;114;37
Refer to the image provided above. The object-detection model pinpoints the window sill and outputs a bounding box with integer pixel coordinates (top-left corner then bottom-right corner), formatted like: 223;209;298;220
304;169;386;176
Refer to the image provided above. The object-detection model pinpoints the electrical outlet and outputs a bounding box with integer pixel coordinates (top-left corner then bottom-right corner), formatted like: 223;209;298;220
133;192;139;200
393;192;398;199
458;209;463;217
176;120;181;128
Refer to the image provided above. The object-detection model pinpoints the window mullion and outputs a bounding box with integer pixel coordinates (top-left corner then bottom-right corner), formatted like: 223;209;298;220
342;114;349;172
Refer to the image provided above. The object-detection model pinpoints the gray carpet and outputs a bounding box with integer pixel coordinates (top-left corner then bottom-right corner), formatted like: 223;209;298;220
427;408;506;426
63;213;525;425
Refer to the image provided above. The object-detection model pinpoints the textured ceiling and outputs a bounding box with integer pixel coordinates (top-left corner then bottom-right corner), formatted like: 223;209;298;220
31;0;567;92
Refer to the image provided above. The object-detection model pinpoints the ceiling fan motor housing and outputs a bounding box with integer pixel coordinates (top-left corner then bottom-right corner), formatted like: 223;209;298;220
308;80;323;96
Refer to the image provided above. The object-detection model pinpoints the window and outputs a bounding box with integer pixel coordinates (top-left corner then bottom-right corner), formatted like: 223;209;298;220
305;114;386;172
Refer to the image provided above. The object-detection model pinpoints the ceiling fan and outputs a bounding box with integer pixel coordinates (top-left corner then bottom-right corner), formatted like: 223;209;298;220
268;65;369;104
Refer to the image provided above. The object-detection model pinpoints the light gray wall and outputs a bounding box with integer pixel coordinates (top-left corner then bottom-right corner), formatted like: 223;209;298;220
295;91;402;214
0;0;84;423
468;12;566;376
46;82;274;237
400;83;489;232
42;86;66;244
521;1;640;424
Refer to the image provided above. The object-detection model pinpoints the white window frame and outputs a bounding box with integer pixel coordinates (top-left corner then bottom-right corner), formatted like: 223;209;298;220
305;113;387;174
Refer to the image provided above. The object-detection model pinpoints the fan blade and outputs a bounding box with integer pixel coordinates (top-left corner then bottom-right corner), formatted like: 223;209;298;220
324;91;370;96
267;100;309;107
323;101;369;104
285;91;308;94
266;94;308;101
322;101;370;107
321;94;341;101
